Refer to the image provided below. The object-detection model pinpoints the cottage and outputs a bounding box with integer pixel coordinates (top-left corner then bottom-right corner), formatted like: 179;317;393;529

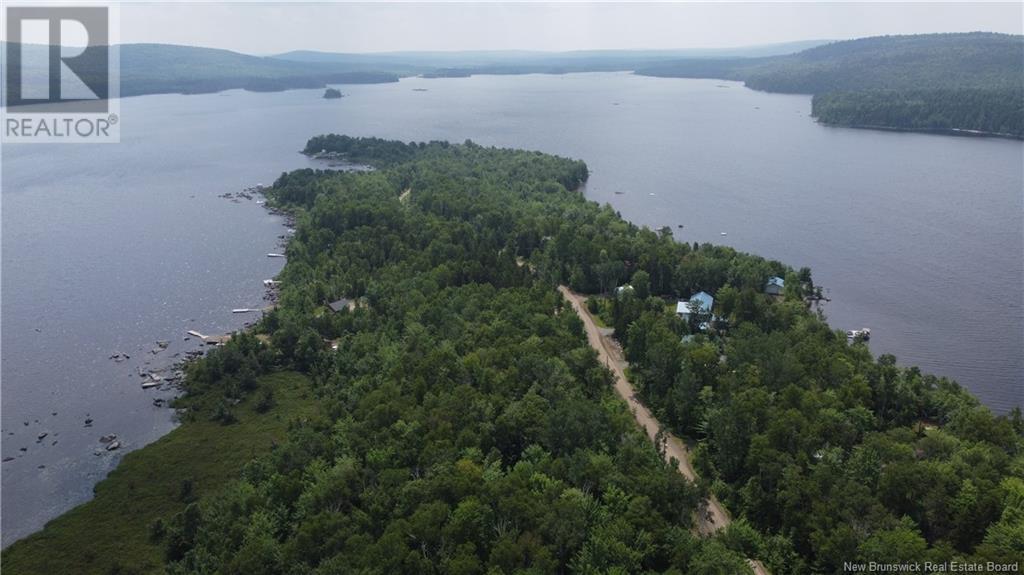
765;276;785;296
328;298;351;313
676;291;714;320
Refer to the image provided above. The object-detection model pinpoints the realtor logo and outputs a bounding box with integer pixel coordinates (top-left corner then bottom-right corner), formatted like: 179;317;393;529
3;4;120;142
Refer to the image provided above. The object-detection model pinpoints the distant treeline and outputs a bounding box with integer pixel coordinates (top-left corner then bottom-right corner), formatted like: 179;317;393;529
813;89;1024;137
1;42;400;102
637;33;1024;138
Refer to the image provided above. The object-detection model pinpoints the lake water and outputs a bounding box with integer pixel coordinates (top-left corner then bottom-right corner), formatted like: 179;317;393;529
2;72;1021;546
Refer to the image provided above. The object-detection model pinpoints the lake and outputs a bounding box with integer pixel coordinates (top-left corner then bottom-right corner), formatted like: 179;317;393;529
2;72;1021;546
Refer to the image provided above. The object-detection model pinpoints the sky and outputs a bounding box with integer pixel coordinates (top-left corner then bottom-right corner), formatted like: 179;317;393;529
8;1;1024;54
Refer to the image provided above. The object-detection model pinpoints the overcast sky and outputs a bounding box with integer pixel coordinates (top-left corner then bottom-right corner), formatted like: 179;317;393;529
15;1;1024;54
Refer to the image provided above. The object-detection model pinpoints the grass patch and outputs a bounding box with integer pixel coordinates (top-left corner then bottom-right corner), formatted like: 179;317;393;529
585;296;613;328
2;371;315;575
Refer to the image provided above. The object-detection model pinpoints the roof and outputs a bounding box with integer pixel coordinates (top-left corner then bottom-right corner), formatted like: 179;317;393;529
676;292;714;315
328;298;351;312
690;291;714;311
767;276;785;287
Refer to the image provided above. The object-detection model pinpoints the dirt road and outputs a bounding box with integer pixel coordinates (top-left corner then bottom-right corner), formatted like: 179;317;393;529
558;286;769;575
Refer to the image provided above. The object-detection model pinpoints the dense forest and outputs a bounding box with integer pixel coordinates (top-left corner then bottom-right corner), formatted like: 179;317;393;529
812;89;1023;137
637;33;1024;138
6;136;1019;574
156;136;1021;573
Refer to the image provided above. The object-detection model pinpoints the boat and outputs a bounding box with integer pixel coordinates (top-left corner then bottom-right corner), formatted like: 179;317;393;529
720;232;727;236
232;308;255;313
267;253;286;258
847;328;871;340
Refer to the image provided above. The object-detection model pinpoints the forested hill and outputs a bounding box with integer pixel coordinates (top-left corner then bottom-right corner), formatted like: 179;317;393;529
0;43;401;99
6;136;1021;573
117;44;401;96
637;33;1024;138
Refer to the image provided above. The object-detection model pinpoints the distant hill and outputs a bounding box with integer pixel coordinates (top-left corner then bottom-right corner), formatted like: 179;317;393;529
272;40;831;74
6;36;1020;137
637;33;1024;138
2;43;400;101
1;40;830;103
117;44;400;96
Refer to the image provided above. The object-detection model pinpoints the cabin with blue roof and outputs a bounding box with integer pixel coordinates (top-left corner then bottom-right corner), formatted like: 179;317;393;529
676;291;714;319
676;291;715;331
765;276;785;296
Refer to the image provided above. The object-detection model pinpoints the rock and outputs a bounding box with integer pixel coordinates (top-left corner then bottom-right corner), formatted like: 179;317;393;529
99;434;117;444
19;447;27;452
2;457;14;462
106;440;121;451
36;432;48;442
37;465;45;469
84;418;93;427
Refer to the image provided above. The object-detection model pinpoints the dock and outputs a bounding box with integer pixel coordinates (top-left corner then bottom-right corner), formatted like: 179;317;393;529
185;330;232;346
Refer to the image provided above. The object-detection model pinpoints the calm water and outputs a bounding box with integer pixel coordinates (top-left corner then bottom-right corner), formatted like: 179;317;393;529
2;72;1022;545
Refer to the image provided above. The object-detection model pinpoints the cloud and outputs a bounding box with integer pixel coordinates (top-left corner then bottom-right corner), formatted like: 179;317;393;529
106;2;1024;54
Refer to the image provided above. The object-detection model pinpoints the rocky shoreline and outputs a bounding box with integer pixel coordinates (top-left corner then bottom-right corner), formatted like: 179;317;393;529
2;181;289;541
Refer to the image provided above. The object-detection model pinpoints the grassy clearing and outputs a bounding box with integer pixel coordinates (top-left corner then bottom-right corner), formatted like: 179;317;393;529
2;372;315;575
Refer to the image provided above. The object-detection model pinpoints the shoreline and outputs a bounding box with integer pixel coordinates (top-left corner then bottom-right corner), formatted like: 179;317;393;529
813;120;1024;141
0;183;289;549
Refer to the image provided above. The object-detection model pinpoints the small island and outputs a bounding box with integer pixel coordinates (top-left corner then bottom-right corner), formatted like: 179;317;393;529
322;87;343;99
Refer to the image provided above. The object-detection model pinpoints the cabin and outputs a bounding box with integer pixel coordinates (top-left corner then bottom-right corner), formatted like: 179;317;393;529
676;291;714;320
765;276;785;296
328;298;351;313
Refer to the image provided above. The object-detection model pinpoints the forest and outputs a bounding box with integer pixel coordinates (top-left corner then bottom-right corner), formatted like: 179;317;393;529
7;136;1019;574
636;33;1024;138
811;89;1023;137
157;136;1022;573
